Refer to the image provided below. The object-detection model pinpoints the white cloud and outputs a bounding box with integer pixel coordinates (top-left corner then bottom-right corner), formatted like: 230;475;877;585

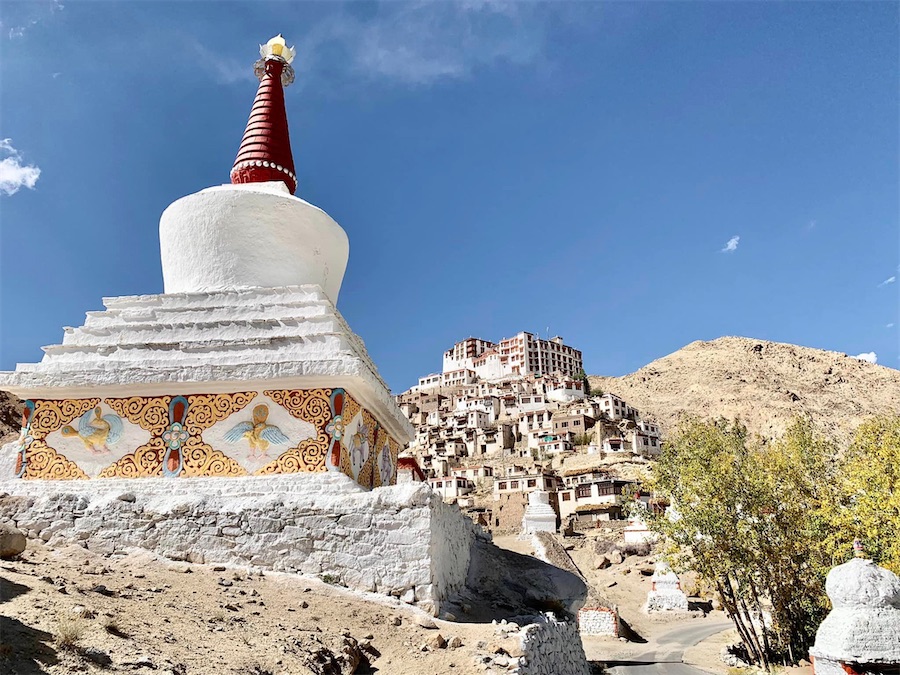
0;139;41;196
878;276;896;287
4;0;63;40
720;235;740;253
855;352;877;364
304;2;548;86
191;42;253;85
887;323;895;329
188;2;594;90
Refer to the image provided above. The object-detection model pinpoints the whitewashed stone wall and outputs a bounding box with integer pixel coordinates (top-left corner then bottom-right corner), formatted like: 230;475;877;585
0;473;476;614
430;497;478;605
517;614;591;675
578;608;618;636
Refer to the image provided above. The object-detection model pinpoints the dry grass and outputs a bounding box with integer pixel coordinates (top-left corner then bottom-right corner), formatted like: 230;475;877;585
55;616;86;651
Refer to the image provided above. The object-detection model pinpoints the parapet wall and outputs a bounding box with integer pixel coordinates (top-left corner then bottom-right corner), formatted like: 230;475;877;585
0;472;475;614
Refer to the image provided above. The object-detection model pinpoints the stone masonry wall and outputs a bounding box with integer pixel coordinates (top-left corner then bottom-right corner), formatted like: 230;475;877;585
0;472;476;614
519;614;591;675
578;607;619;636
482;615;590;675
430;497;478;605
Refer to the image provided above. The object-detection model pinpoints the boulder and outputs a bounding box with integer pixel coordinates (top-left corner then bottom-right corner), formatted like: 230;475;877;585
0;523;26;559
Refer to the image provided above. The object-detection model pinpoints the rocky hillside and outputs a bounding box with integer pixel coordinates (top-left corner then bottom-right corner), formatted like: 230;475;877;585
589;336;900;445
0;390;23;443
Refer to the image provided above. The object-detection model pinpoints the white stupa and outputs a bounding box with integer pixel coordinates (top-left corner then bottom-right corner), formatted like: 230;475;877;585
522;491;558;535
1;35;412;486
645;562;689;613
810;542;900;673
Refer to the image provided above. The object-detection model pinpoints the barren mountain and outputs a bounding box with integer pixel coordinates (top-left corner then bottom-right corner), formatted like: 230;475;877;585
589;336;900;445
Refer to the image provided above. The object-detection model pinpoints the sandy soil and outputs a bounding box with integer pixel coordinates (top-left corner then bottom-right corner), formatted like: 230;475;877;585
0;542;500;675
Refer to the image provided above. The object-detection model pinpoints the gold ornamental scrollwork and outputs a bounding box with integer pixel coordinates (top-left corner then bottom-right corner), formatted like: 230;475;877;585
265;389;333;425
97;437;166;479
101;392;256;478
21;439;88;480
388;436;400;486
180;436;247;477
184;392;257;433
20;398;99;480
256;431;330;475
29;399;101;438
105;396;172;435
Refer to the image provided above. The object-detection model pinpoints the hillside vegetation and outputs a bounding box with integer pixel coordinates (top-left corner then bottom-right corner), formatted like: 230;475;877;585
590;336;900;443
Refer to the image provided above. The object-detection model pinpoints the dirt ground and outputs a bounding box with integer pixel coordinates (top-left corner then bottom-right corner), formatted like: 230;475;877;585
0;542;501;675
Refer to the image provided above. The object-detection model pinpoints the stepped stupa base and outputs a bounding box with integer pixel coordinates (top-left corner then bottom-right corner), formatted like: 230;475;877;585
1;286;412;486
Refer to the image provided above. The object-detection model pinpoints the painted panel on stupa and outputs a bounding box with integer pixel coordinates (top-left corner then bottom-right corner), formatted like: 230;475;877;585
373;425;401;488
13;387;400;488
44;402;151;478
206;393;317;475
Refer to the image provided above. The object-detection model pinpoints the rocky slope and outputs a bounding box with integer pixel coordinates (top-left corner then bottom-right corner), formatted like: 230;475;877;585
589;336;900;444
0;541;542;675
0;391;22;443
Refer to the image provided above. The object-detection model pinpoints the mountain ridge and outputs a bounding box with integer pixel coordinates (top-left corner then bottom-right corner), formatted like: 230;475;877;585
589;336;900;444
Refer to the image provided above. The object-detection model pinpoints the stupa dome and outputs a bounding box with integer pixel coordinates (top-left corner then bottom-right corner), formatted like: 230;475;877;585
159;35;349;304
811;557;900;664
826;557;900;610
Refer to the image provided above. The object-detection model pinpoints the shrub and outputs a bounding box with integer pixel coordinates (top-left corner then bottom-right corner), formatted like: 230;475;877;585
55;617;85;651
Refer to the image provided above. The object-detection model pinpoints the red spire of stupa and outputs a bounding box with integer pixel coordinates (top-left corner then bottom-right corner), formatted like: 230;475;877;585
230;35;298;194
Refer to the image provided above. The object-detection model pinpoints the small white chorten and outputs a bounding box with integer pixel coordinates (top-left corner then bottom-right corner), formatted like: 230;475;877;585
1;35;412;486
810;541;900;674
645;562;689;613
522;491;558;535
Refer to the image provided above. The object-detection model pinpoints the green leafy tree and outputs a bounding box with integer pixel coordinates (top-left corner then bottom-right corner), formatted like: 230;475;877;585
824;415;900;573
648;417;833;668
576;369;591;396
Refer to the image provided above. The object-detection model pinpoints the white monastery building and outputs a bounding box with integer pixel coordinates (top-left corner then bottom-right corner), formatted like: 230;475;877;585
440;333;584;382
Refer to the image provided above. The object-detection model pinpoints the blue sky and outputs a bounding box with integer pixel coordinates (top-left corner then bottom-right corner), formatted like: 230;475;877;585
1;1;897;393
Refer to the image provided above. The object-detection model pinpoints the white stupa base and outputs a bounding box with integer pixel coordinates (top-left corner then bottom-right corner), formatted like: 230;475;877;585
0;471;474;615
810;558;900;670
0;285;412;485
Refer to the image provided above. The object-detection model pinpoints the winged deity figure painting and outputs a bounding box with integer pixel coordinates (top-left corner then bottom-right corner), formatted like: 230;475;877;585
60;407;124;454
224;404;290;458
348;421;369;478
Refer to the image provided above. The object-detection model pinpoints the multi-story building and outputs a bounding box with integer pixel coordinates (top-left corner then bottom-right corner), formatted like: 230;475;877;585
633;419;662;457
429;476;474;501
442;337;497;372
598;393;637;421
493;471;561;499
443;332;583;381
558;479;636;520
551;413;595;440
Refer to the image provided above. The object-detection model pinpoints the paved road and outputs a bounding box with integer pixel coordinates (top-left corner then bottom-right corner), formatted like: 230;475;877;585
604;620;734;675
